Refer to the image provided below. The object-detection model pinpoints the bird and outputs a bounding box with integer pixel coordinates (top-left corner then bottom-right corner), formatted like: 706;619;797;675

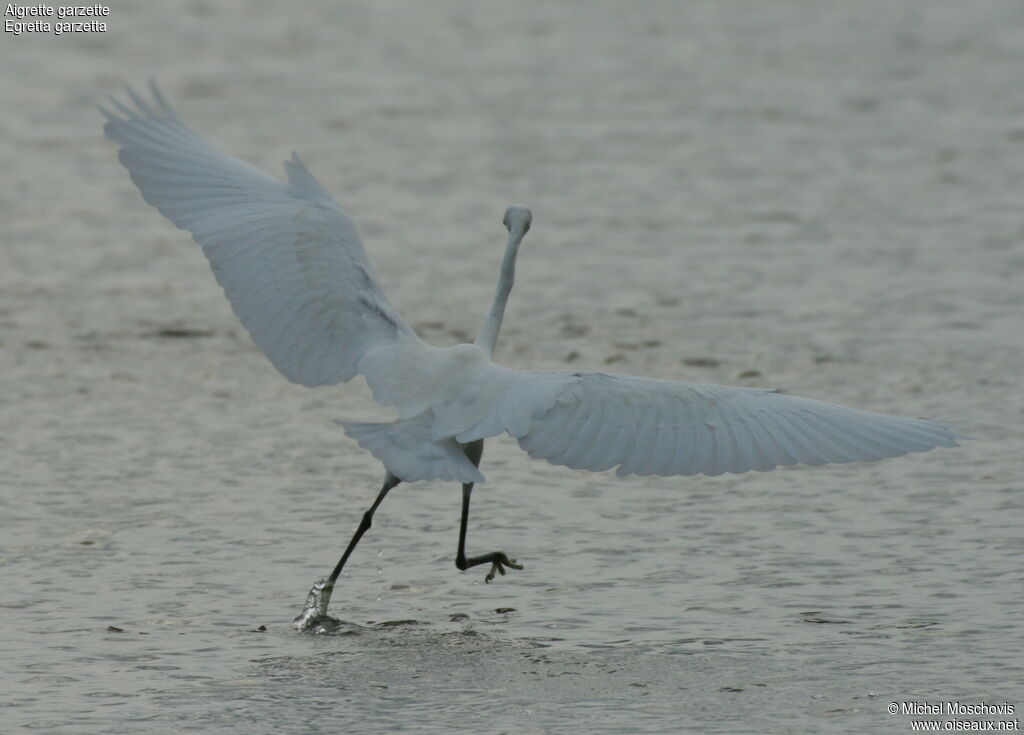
102;82;964;630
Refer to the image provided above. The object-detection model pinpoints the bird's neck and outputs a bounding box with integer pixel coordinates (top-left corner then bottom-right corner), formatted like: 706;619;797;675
473;234;520;357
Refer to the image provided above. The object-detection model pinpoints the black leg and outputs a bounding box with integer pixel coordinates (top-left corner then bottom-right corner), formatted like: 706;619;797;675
453;440;524;583
326;471;401;589
295;472;402;631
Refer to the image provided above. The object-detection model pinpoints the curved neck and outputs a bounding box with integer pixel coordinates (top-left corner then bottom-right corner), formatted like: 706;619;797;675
473;230;524;357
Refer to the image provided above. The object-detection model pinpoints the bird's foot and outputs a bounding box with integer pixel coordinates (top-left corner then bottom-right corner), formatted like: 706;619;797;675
293;578;343;633
484;553;524;583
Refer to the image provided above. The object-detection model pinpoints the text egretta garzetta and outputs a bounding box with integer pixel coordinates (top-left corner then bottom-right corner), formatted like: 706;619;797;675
102;83;963;630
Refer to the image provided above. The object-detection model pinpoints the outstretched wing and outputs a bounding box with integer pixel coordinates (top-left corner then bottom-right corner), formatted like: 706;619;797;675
448;369;964;477
101;81;422;386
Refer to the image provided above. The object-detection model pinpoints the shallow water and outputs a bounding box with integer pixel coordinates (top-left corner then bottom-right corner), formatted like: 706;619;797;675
4;443;1019;733
3;1;1023;733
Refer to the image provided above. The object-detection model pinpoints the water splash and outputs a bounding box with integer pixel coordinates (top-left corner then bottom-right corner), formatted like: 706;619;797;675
292;578;344;634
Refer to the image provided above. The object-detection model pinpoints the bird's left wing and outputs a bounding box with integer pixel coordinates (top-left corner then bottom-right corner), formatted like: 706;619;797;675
102;82;422;386
443;368;964;477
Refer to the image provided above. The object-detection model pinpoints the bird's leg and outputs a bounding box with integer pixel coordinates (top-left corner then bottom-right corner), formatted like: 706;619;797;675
327;472;401;589
454;440;523;583
294;472;400;631
456;483;524;582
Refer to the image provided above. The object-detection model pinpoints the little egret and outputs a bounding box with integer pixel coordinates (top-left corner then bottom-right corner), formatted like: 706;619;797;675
102;83;963;629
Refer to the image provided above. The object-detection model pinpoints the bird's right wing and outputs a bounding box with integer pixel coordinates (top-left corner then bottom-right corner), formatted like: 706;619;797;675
446;369;964;478
102;82;422;386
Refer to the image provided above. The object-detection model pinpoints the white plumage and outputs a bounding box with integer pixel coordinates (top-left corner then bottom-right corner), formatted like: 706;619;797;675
102;82;963;489
103;84;415;388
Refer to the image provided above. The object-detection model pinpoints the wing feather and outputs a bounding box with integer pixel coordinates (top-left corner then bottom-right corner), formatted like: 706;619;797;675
746;410;798;468
578;421;627;473
767;408;830;466
686;401;714;475
451;370;968;478
716;405;744;474
651;406;680;476
560;393;611;469
795;409;867;462
619;421;658;477
102;82;423;387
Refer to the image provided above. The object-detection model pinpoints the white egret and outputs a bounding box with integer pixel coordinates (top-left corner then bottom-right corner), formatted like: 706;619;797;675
102;83;963;628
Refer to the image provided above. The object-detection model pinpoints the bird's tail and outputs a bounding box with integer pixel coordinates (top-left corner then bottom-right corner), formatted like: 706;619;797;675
337;417;485;484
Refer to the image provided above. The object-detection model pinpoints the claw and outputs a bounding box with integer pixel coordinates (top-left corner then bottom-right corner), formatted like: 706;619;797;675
483;555;523;583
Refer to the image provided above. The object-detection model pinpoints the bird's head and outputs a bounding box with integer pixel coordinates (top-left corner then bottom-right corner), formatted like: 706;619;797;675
502;206;532;237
